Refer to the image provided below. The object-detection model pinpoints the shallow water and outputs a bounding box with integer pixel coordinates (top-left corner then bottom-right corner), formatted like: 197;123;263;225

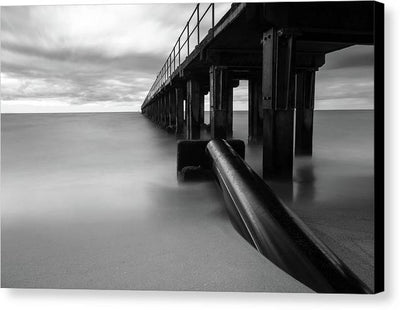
1;112;310;292
230;110;375;290
1;110;374;291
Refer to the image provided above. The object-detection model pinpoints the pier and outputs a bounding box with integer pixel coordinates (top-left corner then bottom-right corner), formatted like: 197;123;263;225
141;2;383;293
141;2;378;179
1;1;383;294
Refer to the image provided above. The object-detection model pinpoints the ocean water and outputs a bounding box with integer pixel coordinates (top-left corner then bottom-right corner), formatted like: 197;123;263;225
1;112;310;292
232;110;375;290
1;110;374;291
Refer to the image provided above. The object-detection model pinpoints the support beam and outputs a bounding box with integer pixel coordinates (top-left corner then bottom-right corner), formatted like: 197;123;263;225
248;75;263;143
186;79;201;139
295;70;315;156
175;87;184;134
209;66;233;139
262;28;296;179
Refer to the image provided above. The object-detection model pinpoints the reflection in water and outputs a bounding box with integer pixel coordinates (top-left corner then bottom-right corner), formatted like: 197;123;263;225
293;156;316;204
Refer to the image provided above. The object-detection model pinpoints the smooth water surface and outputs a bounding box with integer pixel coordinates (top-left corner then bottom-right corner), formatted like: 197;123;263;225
232;110;375;290
1;112;310;292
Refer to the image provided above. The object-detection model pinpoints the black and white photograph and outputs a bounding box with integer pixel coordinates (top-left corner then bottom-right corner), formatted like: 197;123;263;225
0;0;388;304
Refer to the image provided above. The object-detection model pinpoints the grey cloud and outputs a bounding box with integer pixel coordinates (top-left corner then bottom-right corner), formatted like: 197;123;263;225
1;5;373;112
2;40;165;75
1;37;163;106
1;6;33;34
1;4;199;111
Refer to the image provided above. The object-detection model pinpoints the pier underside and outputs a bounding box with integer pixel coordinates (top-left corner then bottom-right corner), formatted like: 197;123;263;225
141;2;378;179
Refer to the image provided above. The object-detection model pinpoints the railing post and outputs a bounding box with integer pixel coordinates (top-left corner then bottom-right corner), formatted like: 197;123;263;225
212;4;215;30
173;47;176;71
187;23;190;56
143;3;219;117
197;4;200;44
178;37;181;65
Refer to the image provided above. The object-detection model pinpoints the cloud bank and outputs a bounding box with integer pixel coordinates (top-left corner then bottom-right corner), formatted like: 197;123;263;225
1;4;373;113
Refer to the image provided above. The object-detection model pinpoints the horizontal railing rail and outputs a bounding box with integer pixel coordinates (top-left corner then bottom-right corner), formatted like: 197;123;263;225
143;3;215;105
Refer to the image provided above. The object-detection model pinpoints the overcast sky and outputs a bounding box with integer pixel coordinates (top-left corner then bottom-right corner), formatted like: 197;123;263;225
1;3;374;113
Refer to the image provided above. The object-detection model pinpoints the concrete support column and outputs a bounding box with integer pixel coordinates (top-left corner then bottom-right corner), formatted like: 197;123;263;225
162;96;165;126
185;96;189;128
209;65;233;139
263;109;294;179
160;96;164;126
186;79;201;139
199;93;205;125
169;89;177;128
160;97;163;125
227;85;233;138
156;100;159;123
295;70;315;156
159;96;164;126
175;87;184;134
162;96;166;126
262;28;296;179
156;98;160;124
164;93;170;128
248;75;263;143
162;96;165;125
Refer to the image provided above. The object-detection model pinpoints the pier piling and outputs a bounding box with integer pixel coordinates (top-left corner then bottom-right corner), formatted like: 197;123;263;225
141;2;378;181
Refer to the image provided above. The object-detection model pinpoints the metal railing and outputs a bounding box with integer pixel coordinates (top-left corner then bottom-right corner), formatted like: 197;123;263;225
144;3;215;105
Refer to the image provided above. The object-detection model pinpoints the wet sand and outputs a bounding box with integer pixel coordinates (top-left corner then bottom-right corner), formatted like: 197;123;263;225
1;112;311;292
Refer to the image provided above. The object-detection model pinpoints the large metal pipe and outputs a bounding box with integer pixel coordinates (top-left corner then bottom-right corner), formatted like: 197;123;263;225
206;139;371;293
